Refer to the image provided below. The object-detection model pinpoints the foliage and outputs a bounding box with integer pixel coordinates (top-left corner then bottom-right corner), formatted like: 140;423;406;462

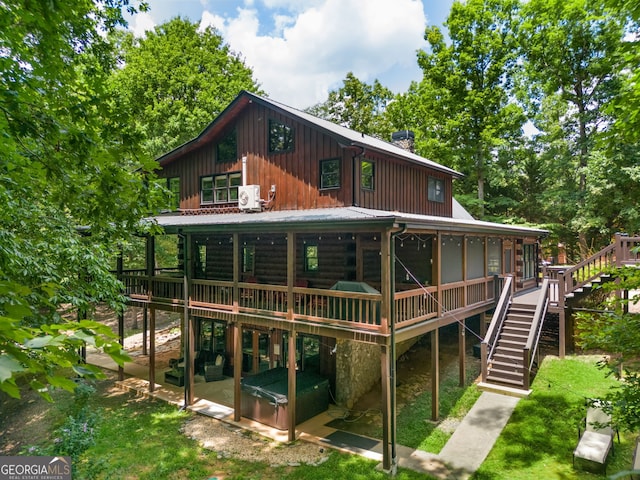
517;0;627;254
574;264;640;432
404;0;526;219
109;16;262;158
53;382;100;461
0;1;160;399
306;72;394;139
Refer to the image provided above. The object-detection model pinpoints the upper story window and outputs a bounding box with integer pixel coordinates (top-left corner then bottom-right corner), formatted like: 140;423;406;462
201;172;242;204
320;158;341;189
268;119;295;153
217;129;237;163
167;177;180;210
428;176;444;203
361;160;375;191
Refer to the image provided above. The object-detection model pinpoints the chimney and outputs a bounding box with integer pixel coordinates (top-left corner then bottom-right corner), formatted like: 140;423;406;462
391;130;415;153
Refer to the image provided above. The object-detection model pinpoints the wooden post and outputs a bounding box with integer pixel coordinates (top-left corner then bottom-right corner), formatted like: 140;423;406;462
481;342;488;382
523;347;530;390
380;344;392;472
233;233;239;313
149;307;156;392
142;305;148;356
233;322;242;422
183;233;195;407
287;329;297;442
287;232;295;321
431;328;439;421
558;272;566;358
117;252;125;382
459;319;466;387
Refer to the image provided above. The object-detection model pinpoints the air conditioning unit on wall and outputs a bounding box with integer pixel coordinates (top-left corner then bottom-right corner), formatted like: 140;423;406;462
238;185;261;212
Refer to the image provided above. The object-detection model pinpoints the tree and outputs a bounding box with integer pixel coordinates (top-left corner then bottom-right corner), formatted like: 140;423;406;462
404;0;526;219
518;0;626;256
306;72;394;139
0;1;165;399
575;265;640;432
110;17;262;158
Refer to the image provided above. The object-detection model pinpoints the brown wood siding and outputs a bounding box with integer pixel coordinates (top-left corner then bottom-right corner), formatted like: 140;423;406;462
356;153;452;216
158;102;453;216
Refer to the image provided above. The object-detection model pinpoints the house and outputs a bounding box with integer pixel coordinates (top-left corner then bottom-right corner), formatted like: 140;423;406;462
116;90;547;471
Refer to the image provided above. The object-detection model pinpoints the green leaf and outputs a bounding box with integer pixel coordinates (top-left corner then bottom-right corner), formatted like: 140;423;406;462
0;354;26;382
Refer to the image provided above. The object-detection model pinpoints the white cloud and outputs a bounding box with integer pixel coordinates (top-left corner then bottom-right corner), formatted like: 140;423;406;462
129;11;156;38
201;0;427;109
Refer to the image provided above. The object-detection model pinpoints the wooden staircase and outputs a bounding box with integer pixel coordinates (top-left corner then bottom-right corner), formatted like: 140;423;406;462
486;302;535;389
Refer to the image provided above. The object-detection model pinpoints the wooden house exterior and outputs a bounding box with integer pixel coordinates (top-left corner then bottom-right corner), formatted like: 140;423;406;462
117;91;546;471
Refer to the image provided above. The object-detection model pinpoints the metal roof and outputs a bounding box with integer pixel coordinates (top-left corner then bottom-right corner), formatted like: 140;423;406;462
151;206;547;237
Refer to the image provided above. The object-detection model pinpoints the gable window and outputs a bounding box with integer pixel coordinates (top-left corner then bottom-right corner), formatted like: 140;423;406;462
217;129;237;163
428;176;444;203
320;158;341;189
268;119;295;153
201;172;242;204
304;244;319;272
361;160;375;191
167;177;180;210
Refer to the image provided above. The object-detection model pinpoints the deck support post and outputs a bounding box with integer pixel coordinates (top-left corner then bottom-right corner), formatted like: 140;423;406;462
459;319;466;387
142;305;148;356
117;252;124;381
149;307;156;392
182;232;195;407
431;328;439;421
380;343;395;473
233;322;242;422
287;329;297;442
558;272;566;359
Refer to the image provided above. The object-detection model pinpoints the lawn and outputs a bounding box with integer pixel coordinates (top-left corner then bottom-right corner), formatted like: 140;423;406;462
2;355;637;479
473;355;638;479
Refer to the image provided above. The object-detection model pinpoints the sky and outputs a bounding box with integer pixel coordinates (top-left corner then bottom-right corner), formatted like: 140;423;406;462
125;0;454;110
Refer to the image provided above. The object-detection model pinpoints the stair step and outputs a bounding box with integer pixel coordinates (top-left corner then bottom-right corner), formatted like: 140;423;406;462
488;368;524;381
495;346;523;356
507;313;533;321
491;360;524;370
498;339;526;349
502;327;530;336
493;352;523;363
486;374;524;387
502;332;528;342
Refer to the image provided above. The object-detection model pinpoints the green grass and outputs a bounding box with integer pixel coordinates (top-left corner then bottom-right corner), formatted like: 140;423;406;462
397;360;482;452
59;386;435;480
473;355;637;480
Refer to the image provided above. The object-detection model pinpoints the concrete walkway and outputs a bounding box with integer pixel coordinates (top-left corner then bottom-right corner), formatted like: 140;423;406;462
436;392;519;477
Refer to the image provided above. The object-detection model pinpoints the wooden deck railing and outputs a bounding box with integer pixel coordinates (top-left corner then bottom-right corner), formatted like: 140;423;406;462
120;271;499;334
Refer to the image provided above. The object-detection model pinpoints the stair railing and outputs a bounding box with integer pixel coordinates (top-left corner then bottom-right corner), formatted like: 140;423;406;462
481;275;513;383
522;278;549;389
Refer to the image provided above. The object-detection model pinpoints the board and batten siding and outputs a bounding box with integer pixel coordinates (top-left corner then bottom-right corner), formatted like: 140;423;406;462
158;102;453;217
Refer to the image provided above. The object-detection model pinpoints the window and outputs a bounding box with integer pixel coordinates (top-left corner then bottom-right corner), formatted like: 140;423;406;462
242;245;255;275
428;176;444;203
304;244;319;272
217;129;237;163
320;158;341;189
487;238;502;275
167;177;180;210
201;176;214;204
523;244;536;280
361;160;375;191
201;172;241;204
268;119;295;153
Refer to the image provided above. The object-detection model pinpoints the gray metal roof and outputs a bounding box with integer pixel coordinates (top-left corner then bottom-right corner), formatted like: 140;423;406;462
151;206;546;237
259;93;463;178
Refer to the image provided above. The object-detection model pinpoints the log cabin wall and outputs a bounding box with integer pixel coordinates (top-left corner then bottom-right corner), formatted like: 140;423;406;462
158;103;454;217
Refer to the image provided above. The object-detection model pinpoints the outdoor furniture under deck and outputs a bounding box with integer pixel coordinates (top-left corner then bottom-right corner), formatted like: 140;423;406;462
240;367;329;430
